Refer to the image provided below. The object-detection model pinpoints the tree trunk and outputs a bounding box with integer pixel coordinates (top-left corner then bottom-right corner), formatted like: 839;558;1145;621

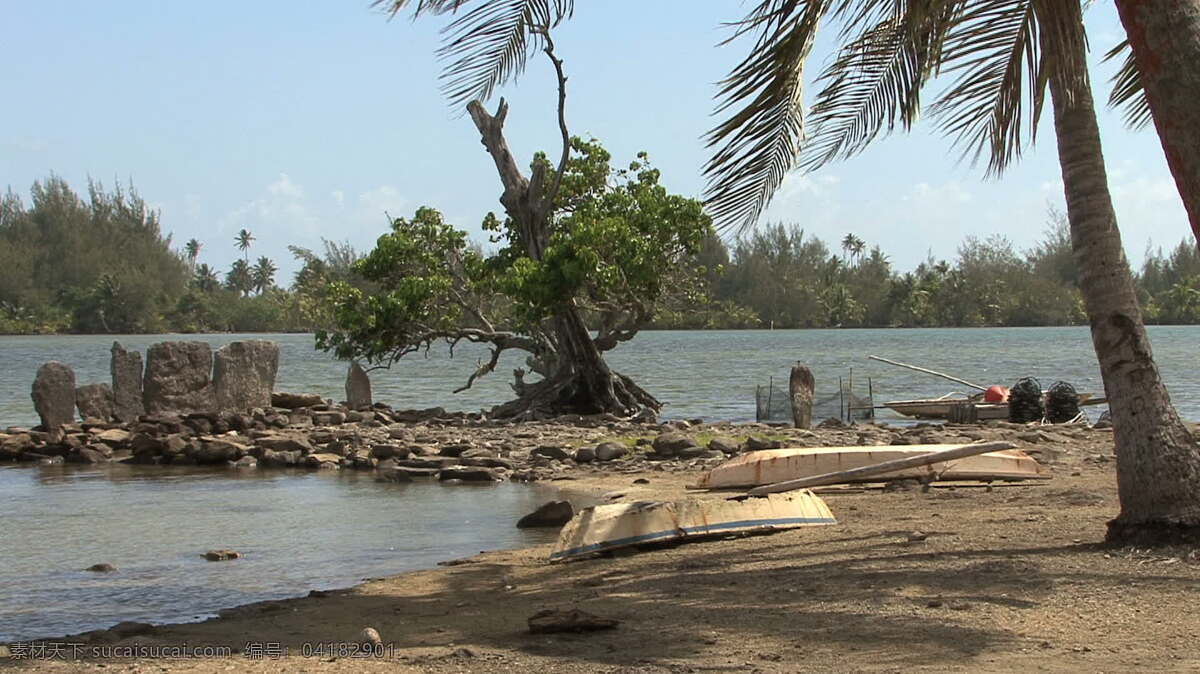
1114;0;1200;248
467;99;660;420
789;363;814;429
1035;0;1200;544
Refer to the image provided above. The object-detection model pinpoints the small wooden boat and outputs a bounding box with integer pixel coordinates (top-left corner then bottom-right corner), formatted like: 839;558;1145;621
548;492;836;563
884;393;1096;420
692;444;1045;490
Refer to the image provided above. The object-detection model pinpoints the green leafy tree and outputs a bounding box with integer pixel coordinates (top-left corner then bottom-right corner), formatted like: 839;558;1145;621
320;137;710;419
225;259;253;297
252;256;277;295
193;263;219;293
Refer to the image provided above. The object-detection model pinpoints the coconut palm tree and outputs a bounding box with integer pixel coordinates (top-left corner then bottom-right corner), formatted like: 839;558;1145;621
252;256;277;295
235;229;255;261
1111;2;1200;249
226;259;253;297
378;0;1200;541
193;263;219;293
184;238;202;274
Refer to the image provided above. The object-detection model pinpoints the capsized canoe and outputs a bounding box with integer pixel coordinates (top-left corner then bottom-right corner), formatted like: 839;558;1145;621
692;444;1045;490
549;491;836;563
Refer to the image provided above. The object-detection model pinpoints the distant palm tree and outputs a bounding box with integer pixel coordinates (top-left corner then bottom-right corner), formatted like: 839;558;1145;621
841;233;866;266
235;229;255;261
184;239;202;274
226;259;253;297
252;256;277;295
193;263;219;293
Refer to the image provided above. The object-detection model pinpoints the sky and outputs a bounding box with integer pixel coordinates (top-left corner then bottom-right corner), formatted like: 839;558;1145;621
0;1;1190;284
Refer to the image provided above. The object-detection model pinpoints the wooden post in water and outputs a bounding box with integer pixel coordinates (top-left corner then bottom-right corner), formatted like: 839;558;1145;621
790;363;815;429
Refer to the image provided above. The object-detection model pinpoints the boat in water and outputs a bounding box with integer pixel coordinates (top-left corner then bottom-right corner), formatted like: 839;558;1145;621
549;492;836;562
691;444;1046;490
883;392;1097;420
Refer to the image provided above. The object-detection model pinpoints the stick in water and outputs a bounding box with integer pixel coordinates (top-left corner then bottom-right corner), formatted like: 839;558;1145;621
868;355;987;392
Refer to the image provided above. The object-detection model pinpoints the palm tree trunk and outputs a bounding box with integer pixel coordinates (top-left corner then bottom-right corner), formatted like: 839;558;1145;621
1035;0;1200;544
1114;0;1200;248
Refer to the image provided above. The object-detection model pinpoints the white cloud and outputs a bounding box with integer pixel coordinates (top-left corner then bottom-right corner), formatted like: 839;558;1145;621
903;180;972;204
357;185;407;219
218;172;320;239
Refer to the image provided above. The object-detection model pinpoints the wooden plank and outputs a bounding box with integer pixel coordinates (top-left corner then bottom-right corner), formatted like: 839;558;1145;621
746;441;1016;495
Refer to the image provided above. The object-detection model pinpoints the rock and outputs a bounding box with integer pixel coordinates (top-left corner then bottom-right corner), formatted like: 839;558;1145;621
68;447;109;464
907;531;929;542
708;437;740;455
573;447;596;463
86;563;116;572
193;438;247;464
744;436;782;451
532;445;570;460
110;342;145;422
594;442;628;462
312;411;346;426
439;466;501;482
378;467;414;482
1;433;34;460
345;362;372;410
439;444;473;457
303;453;343;468
652;432;696;456
392;466;440;478
129;433;165;455
527;608;619;634
32;361;76;431
75;383;114;422
95;428;131;447
110;621;155;637
358;627;382;647
271;392;324;409
143;342;215;415
460;456;513;469
256;435;314;454
231;456;258;469
259;449;300;467
202;550;241;561
213;340;279;413
517;501;574;528
370;444;407;460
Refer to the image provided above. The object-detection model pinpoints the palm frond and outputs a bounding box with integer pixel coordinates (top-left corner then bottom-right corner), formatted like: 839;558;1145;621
801;0;961;172
1104;40;1152;130
373;0;574;107
930;0;1042;175
704;0;832;234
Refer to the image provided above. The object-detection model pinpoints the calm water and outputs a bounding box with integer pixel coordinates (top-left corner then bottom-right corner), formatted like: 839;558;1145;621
0;464;562;643
2;327;1198;642
3;327;1199;425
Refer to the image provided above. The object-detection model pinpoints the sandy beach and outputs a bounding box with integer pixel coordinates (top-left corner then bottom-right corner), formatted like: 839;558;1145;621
5;422;1200;672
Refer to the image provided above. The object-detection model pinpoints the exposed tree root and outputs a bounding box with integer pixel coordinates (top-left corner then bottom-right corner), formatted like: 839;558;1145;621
489;367;660;422
1105;518;1200;547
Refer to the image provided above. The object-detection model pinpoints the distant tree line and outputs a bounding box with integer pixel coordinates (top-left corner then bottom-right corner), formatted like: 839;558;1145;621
1;176;1196;335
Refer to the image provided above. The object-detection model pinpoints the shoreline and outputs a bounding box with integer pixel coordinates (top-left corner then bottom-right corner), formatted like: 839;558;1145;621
10;419;1200;671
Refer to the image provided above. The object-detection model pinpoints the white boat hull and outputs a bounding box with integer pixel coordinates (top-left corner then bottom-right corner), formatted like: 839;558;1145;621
549;492;836;562
693;444;1044;490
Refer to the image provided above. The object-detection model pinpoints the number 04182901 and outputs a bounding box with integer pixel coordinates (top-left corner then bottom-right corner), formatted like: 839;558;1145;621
300;642;393;658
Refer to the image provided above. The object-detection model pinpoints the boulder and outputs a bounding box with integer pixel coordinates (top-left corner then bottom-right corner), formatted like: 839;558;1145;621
256;435;314;454
259;449;300;467
345;362;372;410
439;466;501;482
439;444;472;457
193;438;247;464
460;456;513;469
1;434;34;460
110;342;145;422
370;444;407;460
143;342;215;415
67;447;109;464
594;442;629;462
31;361;76;431
75;383;114;422
303;452;343;468
651;432;696;457
271;392;323;409
708;437;740;455
213;340;279;413
532;445;570;460
744;436;783;452
95;428;131;448
516;501;574;528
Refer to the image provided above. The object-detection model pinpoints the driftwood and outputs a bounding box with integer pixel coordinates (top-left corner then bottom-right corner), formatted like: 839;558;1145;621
789;363;814;429
745;441;1017;495
868;355;987;392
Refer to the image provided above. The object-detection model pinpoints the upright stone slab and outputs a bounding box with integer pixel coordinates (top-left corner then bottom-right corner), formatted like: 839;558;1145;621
76;383;115;421
789;362;815;430
143;341;215;415
213;340;279;413
110;341;145;422
345;361;372;410
32;361;76;431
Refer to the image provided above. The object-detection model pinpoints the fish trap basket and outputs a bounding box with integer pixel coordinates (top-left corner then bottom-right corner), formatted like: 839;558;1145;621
755;379;873;423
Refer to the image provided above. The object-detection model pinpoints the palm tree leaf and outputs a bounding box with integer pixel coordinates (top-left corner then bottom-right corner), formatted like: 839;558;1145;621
1103;40;1153;131
800;0;961;172
929;0;1040;175
703;0;832;234
373;0;574;107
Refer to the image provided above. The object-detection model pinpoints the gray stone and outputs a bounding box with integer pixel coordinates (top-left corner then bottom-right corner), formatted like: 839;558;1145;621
259;449;300;467
651;432;696;456
67;447;109;464
345;362;372;410
516;501;574;528
532;445;570;460
143;342;215;415
32;361;76;431
1;434;34;461
708;437;740;455
256;434;314;454
573;447;596;463
594;442;629;462
193;438;247;464
110;342;145;422
213;340;279;413
439;466;501;482
230;455;258;469
271;392;323;409
75;383;114;422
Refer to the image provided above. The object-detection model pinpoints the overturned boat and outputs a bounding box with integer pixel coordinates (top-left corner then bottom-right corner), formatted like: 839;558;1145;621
549;492;836;563
692;444;1045;490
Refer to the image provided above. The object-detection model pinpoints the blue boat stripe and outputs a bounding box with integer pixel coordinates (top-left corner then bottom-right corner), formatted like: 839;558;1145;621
549;516;837;560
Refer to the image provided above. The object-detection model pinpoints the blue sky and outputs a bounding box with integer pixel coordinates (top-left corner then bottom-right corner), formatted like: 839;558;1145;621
0;1;1188;283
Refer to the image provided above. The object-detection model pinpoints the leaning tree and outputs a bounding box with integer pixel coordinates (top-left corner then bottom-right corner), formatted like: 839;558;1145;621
320;30;710;419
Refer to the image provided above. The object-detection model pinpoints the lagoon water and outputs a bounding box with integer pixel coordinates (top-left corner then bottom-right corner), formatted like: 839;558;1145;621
1;327;1198;643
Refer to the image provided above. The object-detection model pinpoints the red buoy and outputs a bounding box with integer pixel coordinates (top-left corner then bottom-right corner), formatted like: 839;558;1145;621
984;385;1009;403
